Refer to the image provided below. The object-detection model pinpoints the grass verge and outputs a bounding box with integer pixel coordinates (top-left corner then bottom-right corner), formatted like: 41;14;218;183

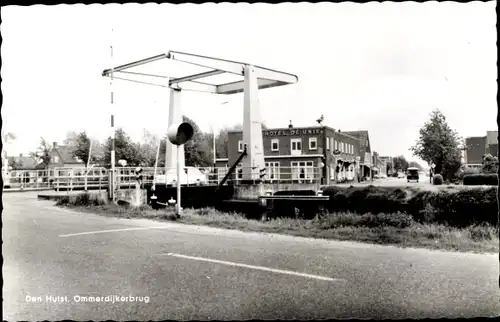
56;194;499;254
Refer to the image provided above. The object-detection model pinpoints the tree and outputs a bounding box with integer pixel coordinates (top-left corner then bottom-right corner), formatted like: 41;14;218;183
183;116;212;167
72;132;92;166
136;129;161;167
482;154;499;174
408;161;424;171
8;158;23;170
2;131;16;143
63;131;79;151
214;124;244;159
392;155;409;172
410;109;463;180
103;128;141;167
30;137;52;170
2;131;16;172
386;162;393;175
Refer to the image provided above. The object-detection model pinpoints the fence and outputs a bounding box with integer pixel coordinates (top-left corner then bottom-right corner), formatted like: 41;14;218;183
3;165;324;191
3;169;55;189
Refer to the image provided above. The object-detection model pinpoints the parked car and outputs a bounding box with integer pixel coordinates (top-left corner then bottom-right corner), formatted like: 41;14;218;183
406;167;419;183
397;172;406;179
153;167;209;186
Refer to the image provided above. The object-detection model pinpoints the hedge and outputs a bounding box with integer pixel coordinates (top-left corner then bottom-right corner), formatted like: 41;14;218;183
463;174;498;186
321;185;498;227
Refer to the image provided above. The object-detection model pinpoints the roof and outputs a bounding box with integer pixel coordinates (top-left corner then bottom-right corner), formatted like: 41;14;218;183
342;130;369;139
7;156;39;170
55;145;83;164
35;162;47;170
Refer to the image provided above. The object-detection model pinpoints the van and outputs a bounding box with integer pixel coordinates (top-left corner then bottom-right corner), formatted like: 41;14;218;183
406;167;419;183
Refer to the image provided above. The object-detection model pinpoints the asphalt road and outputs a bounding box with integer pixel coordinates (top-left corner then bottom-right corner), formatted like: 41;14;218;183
3;192;499;320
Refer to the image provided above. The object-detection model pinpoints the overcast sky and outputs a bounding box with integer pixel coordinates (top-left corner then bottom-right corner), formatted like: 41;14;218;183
1;2;497;164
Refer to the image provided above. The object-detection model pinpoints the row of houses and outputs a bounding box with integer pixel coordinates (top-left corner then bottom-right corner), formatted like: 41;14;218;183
464;131;498;168
5;124;390;185
4;142;105;180
215;122;388;184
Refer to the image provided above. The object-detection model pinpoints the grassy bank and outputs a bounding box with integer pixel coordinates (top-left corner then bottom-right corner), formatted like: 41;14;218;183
56;193;499;254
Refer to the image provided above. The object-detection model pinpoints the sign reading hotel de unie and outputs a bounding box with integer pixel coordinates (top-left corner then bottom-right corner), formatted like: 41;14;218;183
263;128;324;137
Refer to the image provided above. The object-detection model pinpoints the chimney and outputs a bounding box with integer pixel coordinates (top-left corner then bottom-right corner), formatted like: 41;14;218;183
288;120;293;129
53;142;58;149
19;153;23;157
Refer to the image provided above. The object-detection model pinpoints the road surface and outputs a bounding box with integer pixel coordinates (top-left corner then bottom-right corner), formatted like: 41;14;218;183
3;192;499;320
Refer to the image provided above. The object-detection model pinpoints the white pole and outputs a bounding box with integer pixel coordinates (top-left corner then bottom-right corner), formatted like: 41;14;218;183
85;140;93;191
176;145;181;216
152;138;161;190
110;28;116;202
212;126;216;166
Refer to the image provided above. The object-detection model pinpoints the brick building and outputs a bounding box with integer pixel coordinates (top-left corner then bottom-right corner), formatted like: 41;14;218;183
226;124;373;184
342;130;374;178
464;131;498;168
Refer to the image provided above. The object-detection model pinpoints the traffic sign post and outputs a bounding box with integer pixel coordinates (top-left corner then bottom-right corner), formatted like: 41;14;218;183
429;163;436;183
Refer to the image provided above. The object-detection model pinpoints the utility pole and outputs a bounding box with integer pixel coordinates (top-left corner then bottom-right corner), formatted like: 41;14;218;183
109;28;116;203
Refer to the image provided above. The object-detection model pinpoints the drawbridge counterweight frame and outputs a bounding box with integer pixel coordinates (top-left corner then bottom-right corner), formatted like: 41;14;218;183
101;50;298;184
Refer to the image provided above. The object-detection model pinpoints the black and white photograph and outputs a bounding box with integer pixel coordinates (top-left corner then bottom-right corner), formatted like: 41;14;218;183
1;2;499;320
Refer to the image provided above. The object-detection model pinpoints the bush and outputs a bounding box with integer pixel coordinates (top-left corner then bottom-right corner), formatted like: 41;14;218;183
432;174;443;185
457;168;481;181
320;212;415;229
56;192;107;207
463;174;499;186
468;225;494;241
323;185;498;228
446;188;498;226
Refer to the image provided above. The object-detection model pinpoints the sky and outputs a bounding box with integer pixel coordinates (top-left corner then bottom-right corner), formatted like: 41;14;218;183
1;2;497;165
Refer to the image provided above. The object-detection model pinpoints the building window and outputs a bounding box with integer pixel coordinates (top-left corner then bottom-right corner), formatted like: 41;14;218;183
340;142;344;153
238;140;244;153
53;156;59;163
309;137;317;150
265;161;280;180
271;139;279;152
291;138;302;155
330;137;334;152
334;140;338;151
326;137;330;150
291;161;315;182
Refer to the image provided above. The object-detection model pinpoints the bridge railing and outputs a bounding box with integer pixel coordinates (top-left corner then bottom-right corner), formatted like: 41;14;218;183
3;169;54;189
4;166;324;191
223;166;323;185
